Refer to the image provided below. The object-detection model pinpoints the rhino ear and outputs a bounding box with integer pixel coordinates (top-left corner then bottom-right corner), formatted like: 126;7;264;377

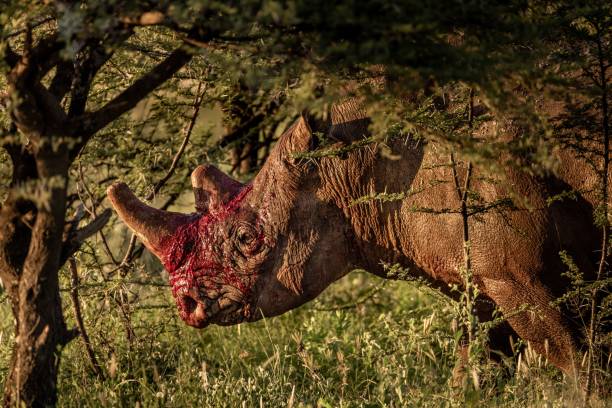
191;164;244;213
247;114;315;216
286;113;315;160
268;114;314;166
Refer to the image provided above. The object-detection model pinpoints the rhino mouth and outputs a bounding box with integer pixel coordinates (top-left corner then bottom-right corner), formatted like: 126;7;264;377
173;278;250;328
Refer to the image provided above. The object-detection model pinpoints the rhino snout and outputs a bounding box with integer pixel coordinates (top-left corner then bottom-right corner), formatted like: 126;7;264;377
177;289;210;328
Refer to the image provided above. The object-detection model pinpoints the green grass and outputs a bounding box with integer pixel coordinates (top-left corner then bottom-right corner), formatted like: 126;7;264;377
0;269;605;407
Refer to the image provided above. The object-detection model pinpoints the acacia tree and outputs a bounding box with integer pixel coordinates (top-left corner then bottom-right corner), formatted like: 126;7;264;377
0;3;202;405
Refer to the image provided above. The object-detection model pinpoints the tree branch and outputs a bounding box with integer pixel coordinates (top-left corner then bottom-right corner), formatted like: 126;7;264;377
67;31;134;119
10;30;62;86
72;46;193;144
77;162;119;265
68;258;105;379
60;209;112;265
48;59;75;101
7;31;67;140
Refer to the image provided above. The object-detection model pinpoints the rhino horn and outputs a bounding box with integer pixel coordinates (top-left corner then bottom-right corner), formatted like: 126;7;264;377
107;182;193;258
191;164;244;213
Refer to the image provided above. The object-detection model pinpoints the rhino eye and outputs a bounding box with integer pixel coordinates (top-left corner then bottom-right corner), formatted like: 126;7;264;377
235;224;261;254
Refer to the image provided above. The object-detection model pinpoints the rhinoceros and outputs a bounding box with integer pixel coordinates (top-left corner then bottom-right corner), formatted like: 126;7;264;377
108;98;604;376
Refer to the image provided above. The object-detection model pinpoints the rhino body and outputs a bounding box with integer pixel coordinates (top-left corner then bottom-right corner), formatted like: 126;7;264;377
108;97;604;375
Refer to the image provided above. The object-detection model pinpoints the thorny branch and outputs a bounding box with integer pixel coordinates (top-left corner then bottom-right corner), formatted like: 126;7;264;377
68;258;105;379
450;88;477;375
118;82;206;268
70;46;194;159
585;22;610;401
60;209;112;266
77;162;119;266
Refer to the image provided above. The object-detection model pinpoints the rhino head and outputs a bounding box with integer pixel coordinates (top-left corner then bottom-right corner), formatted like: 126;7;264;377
107;116;354;328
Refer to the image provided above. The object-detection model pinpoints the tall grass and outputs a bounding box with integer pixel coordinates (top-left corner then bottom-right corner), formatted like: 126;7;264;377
0;269;605;407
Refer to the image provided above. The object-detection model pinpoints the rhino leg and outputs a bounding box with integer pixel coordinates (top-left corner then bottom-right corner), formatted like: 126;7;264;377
481;277;582;376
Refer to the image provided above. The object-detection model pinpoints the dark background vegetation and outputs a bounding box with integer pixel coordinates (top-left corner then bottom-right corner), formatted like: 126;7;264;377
0;1;609;406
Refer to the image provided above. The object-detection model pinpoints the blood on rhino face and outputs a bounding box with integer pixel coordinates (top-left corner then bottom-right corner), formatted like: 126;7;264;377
159;185;271;327
107;165;273;328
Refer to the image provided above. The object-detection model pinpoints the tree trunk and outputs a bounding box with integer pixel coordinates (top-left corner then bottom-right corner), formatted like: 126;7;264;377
3;278;68;407
1;145;73;407
0;17;192;403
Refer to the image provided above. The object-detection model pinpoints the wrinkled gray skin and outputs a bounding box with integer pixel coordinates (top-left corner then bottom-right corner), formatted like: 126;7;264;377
108;97;604;376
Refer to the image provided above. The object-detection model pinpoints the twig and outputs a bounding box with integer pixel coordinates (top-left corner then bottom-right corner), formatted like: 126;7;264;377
450;88;476;381
68;258;105;379
60;209;112;265
5;16;54;39
585;25;610;401
78;161;119;266
115;288;136;349
119;82;205;267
